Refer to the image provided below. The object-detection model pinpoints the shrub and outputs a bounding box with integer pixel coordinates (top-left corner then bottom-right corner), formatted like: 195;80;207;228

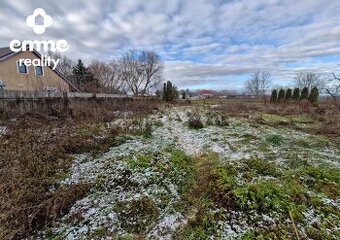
188;113;204;129
285;88;292;100
188;118;204;129
270;89;278;103
206;112;229;126
300;87;309;100
292;88;300;100
309;87;319;104
215;115;229;126
277;89;285;103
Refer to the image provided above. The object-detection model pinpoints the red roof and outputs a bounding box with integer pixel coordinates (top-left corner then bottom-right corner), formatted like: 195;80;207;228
198;90;214;95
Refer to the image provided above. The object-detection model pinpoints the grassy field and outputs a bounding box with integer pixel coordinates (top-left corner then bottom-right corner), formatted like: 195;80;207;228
0;100;339;239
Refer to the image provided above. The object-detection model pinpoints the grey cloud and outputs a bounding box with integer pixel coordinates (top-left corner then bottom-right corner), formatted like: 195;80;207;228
0;0;339;89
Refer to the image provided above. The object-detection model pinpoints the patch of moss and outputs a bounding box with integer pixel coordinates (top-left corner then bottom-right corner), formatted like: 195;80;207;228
89;226;107;238
233;179;307;215
244;158;280;177
293;136;330;150
265;134;284;146
305;226;335;240
127;153;153;170
170;149;196;194
293;139;312;148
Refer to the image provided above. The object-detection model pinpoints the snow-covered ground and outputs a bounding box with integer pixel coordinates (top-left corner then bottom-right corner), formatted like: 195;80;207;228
39;106;340;239
0;125;8;136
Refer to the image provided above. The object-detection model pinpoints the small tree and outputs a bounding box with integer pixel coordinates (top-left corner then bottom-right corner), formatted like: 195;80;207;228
270;89;278;103
292;88;300;100
162;81;178;101
162;83;167;100
71;59;97;92
166;81;173;100
300;87;309;100
245;71;272;97
326;73;340;109
119;49;163;96
285;88;292;100
278;89;285;102
295;72;325;91
309;87;319;104
172;85;179;99
182;91;186;100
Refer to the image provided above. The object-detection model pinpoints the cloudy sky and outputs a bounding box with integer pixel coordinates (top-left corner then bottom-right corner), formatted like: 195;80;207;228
1;0;340;90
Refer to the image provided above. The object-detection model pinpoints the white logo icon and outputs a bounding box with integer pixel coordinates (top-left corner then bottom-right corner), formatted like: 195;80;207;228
26;8;53;34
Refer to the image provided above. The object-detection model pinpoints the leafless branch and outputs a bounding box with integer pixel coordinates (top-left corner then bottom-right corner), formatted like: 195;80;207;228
245;71;272;97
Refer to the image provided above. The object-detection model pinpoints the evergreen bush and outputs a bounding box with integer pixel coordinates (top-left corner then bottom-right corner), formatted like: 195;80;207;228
270;89;278;103
300;87;309;100
278;89;285;103
285;88;292;100
292;88;300;100
309;87;319;104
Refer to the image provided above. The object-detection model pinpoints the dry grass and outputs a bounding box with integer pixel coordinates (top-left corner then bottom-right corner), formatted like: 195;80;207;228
0;97;162;124
0;98;163;240
212;99;340;138
0;127;97;239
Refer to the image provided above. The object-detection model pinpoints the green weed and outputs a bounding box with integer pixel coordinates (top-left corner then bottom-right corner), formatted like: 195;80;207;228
265;134;284;146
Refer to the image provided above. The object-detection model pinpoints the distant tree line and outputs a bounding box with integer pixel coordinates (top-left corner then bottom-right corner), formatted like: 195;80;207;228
50;49;163;95
270;86;319;104
247;70;339;108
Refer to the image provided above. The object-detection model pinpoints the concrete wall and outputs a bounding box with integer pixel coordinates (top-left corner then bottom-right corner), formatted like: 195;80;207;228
0;90;132;116
0;90;128;99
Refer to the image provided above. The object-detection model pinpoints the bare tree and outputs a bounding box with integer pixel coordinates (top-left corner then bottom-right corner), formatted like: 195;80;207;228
246;71;272;97
294;72;325;91
118;49;163;96
49;52;75;79
89;60;124;93
140;50;164;94
326;73;340;109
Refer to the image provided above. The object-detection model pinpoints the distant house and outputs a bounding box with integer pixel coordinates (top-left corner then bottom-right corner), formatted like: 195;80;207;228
198;89;215;99
0;47;78;92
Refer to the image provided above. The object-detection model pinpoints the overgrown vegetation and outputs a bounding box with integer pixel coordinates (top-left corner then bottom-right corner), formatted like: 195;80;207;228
0;99;162;239
0;127;95;239
175;151;339;239
1;101;339;239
